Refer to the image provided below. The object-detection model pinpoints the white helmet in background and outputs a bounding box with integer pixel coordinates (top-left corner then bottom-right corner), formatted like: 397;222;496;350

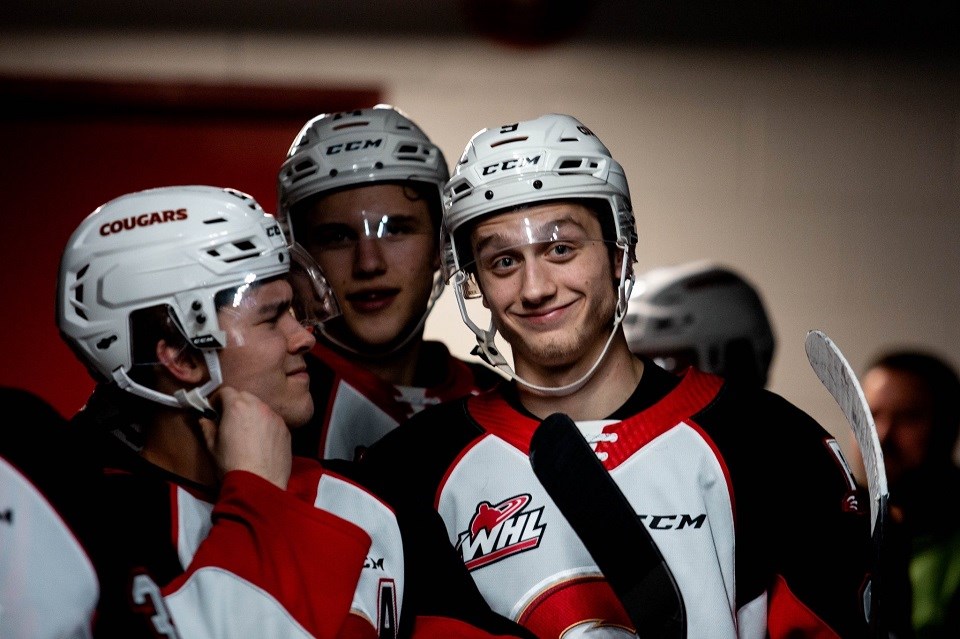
276;104;449;356
624;260;775;386
57;185;337;413
441;113;638;395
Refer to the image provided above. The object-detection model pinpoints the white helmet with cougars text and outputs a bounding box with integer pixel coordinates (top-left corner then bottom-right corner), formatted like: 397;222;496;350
276;104;449;244
441;113;638;395
57;185;336;412
624;260;775;386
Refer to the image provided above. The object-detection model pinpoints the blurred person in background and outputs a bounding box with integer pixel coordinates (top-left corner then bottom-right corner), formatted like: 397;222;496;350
857;350;960;638
623;259;775;387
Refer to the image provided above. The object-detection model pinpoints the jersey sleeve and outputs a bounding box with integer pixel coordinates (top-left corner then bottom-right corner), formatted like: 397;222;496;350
91;466;373;639
707;385;874;638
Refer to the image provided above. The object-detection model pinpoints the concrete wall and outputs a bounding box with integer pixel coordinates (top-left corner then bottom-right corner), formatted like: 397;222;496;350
3;31;958;460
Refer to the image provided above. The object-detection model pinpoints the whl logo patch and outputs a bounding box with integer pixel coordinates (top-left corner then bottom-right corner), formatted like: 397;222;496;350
456;494;545;571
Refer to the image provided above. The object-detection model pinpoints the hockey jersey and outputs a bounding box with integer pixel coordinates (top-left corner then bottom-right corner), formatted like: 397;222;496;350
293;340;501;462
0;387;99;639
359;361;874;638
88;449;402;639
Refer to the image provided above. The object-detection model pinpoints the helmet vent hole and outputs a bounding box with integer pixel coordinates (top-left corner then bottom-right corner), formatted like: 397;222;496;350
75;284;84;304
77;264;89;279
332;121;370;130
76;307;88;320
291;161;319;185
202;217;227;225
452;183;471;196
96;335;118;350
558;159;582;170
491;136;528;148
560;137;579;142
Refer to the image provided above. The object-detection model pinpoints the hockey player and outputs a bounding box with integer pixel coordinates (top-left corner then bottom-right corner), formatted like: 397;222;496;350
277;105;500;463
359;114;874;637
57;185;533;638
623;259;776;386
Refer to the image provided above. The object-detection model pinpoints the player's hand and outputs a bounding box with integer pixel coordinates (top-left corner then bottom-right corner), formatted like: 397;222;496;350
199;386;292;490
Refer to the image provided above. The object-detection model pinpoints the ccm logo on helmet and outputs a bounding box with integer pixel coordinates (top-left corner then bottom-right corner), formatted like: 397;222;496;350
325;138;383;155
481;155;542;176
99;209;188;236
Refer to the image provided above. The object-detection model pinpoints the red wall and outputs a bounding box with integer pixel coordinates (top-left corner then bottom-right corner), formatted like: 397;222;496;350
0;77;380;417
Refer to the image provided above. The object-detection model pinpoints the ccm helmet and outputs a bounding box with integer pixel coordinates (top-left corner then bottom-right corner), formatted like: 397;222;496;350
277;104;449;357
57;185;334;412
624;260;775;386
277;104;449;243
441;113;638;395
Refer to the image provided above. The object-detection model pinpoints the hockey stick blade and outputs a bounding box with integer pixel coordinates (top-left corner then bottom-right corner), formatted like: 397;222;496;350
804;330;889;534
805;329;889;637
529;412;686;639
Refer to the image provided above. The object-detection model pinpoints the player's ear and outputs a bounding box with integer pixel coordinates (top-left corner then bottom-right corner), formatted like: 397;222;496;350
156;339;206;384
613;247;625;278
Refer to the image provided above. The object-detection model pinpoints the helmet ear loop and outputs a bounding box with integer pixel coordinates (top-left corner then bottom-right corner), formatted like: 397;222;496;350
613;242;635;328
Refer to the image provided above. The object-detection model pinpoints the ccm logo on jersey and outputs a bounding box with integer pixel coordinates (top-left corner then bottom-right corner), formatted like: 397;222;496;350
456;494;545;571
325;138;383;155
99;209;188;236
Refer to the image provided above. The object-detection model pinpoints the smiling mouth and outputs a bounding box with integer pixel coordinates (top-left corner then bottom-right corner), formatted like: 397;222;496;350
518;301;575;323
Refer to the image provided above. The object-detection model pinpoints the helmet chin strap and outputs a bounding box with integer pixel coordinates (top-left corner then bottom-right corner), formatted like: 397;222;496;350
317;270;445;360
458;246;634;398
112;349;222;418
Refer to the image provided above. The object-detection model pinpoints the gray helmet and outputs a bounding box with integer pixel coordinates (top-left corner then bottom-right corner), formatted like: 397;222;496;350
276;104;449;245
624;260;775;386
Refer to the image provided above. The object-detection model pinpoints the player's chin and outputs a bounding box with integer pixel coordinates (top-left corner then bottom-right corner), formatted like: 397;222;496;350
284;394;315;429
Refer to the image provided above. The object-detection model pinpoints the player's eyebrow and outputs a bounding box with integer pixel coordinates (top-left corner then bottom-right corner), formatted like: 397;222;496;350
473;216;587;254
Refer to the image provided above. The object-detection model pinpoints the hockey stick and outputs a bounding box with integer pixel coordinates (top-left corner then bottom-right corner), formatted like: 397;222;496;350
529;412;686;639
804;330;889;637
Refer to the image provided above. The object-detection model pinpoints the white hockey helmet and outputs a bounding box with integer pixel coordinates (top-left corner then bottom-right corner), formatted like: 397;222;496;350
276;104;449;244
441;113;638;395
624;260;775;386
57;185;336;412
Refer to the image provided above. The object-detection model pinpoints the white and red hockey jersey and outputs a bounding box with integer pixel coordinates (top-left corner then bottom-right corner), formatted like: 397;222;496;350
359;361;874;638
89;453;403;638
293;340;500;462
